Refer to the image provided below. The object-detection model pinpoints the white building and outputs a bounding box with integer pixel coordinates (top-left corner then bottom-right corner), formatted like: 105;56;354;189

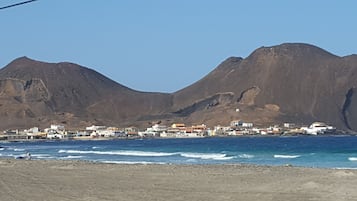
47;133;64;139
230;120;253;128
301;122;336;135
152;124;168;132
50;125;65;131
26;127;39;134
86;125;106;131
283;123;295;128
242;122;253;128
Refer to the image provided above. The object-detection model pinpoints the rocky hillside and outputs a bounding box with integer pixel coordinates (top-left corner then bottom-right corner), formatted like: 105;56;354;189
0;57;172;129
1;43;357;131
172;43;357;131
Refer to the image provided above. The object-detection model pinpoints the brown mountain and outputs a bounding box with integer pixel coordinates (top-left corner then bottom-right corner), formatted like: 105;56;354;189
1;43;357;131
0;57;172;129
172;43;357;131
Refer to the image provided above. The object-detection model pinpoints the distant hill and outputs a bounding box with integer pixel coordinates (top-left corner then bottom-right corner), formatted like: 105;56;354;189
0;57;172;129
172;43;357;131
2;43;357;131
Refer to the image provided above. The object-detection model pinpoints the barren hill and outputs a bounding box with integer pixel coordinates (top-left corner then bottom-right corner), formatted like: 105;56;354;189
0;57;172;129
172;43;357;131
2;43;357;131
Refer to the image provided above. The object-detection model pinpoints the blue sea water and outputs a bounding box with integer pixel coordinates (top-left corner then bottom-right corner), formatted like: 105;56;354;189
1;136;357;169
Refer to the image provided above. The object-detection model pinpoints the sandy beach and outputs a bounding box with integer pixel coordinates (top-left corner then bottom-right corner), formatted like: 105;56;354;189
0;159;356;201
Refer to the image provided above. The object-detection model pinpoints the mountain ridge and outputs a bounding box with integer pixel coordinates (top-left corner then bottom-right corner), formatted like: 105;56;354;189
2;43;357;131
0;57;172;129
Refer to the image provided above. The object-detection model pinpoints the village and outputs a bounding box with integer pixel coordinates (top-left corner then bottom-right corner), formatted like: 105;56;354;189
0;120;338;141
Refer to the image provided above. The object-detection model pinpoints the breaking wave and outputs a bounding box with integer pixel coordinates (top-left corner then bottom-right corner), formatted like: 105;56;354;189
180;153;233;160
14;148;25;152
239;154;255;159
62;155;84;159
335;167;357;170
31;154;55;159
101;160;166;165
348;157;357;161
274;154;301;159
58;150;175;157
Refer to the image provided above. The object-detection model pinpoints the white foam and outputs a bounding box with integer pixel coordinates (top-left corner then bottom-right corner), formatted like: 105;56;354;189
0;148;4;151
239;154;255;159
101;160;166;165
92;146;100;149
62;155;83;159
186;159;197;162
335;167;357;170
348;157;357;161
32;154;50;157
35;156;56;159
14;148;25;152
115;151;175;157
58;149;175;157
180;153;233;160
274;154;300;159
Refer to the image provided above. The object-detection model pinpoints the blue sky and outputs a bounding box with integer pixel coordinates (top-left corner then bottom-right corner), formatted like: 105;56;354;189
1;0;356;93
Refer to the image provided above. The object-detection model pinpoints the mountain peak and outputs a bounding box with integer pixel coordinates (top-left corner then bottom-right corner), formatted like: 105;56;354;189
10;56;39;64
3;57;58;72
269;43;335;55
248;43;338;59
15;56;31;60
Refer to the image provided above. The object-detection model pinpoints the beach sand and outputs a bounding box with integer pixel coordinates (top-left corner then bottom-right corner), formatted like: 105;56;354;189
0;159;356;201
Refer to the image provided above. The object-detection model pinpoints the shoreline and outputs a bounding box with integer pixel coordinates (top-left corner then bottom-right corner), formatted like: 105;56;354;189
4;156;357;170
2;136;357;170
1;159;357;201
1;133;356;143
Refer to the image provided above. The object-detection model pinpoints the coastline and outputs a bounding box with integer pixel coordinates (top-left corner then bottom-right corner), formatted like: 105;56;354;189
1;159;357;201
1;133;356;143
2;136;357;168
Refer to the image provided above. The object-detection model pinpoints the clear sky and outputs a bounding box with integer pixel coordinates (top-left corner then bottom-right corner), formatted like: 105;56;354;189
1;0;357;93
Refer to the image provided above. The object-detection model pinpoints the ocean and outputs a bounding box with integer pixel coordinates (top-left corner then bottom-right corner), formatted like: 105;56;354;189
1;136;357;169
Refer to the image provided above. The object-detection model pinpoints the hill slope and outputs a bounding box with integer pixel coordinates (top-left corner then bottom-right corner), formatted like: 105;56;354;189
0;57;172;129
172;43;357;130
2;43;357;131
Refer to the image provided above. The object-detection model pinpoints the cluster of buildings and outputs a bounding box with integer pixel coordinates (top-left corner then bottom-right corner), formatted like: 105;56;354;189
0;120;337;141
214;121;336;136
